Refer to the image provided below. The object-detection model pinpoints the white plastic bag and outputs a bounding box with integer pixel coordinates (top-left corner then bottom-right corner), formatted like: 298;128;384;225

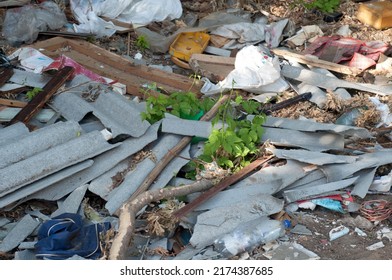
70;0;182;37
201;45;287;95
2;2;67;46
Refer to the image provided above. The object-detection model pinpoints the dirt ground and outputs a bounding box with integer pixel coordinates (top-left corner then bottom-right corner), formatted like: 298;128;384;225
285;194;392;260
0;0;391;260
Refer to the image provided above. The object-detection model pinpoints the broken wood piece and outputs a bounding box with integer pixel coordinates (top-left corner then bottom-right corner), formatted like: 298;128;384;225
0;68;14;87
7;66;74;126
189;53;235;82
0;86;30;97
0;0;29;7
173;156;274;219
272;48;363;76
39;31;93;39
0;98;27;108
109;179;214;260
33;37;200;97
259;92;312;114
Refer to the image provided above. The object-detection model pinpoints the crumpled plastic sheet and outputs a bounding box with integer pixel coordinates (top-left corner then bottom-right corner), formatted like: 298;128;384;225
2;1;67;46
70;0;183;37
35;213;111;260
201;45;288;95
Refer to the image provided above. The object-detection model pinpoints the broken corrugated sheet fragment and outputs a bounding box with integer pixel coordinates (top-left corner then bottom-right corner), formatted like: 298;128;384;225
0;214;40;253
52;79;150;137
190;195;284;249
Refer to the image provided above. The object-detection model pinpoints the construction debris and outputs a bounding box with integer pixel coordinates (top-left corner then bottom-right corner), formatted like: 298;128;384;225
1;0;392;261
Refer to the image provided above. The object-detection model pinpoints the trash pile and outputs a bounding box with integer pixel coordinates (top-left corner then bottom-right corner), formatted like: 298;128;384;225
0;0;392;260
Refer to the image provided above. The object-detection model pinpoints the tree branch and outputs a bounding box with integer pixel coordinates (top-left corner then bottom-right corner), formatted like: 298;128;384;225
109;179;214;260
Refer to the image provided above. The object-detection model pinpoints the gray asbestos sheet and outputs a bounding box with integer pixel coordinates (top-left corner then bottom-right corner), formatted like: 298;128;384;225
162;117;212;138
0;131;118;198
0;160;93;210
26;122;160;202
190;196;284;249
0;122;29;146
283;176;358;203
9;68;51;88
298;83;327;108
351;168;377;199
261;116;372;138
261;127;344;151
14;250;37;260
88;159;131;200
50;184;88;217
105;134;189;214
0;121;82;169
272;148;358;165
0;217;10;228
53;89;150;137
231;160;309;195
320;150;392;182
193;191;282;212
281;65;392;96
310;67;351;100
283;169;327;191
89;147;190;200
0;214;40;253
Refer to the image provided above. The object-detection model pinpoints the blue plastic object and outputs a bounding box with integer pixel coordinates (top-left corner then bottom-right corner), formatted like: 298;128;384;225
35;213;111;260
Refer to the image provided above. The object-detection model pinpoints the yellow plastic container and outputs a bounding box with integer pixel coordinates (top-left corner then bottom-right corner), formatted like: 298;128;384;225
357;1;392;29
169;32;210;62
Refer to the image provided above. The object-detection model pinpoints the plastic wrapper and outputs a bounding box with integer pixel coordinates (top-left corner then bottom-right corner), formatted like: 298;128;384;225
201;45;288;95
2;1;67;46
70;0;182;37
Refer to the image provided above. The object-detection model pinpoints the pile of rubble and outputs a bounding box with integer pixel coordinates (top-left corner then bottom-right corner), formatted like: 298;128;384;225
0;0;392;260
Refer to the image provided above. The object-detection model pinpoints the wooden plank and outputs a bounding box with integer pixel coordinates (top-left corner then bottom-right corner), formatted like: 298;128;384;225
189;53;235;82
0;98;27;108
272;48;363;76
0;68;14;87
33;37;201;96
7;66;74;126
0;0;29;7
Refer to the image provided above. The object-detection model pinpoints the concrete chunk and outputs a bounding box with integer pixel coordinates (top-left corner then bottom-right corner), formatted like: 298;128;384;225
0;215;40;253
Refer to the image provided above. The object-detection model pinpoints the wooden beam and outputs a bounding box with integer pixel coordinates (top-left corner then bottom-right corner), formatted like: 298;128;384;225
33;37;201;97
272;48;363;76
0;98;27;108
0;68;14;87
189;54;235;82
7;66;74;126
